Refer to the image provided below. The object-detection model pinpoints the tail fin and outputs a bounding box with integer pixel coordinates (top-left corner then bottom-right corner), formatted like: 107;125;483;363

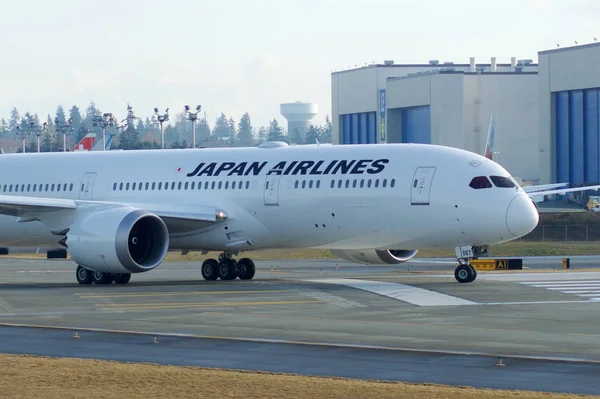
483;114;496;160
91;134;114;151
72;133;96;151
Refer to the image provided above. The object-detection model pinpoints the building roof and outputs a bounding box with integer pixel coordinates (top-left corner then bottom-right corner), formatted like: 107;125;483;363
539;41;600;55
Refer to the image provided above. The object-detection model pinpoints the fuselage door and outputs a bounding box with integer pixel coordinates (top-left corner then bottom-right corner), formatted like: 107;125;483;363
264;174;281;206
79;172;97;200
411;167;436;205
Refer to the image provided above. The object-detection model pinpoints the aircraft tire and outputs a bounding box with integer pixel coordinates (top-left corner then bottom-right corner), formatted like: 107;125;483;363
76;265;93;285
92;271;114;285
113;273;131;284
454;264;475;283
201;259;219;281
218;259;237;280
237;258;256;280
469;264;477;281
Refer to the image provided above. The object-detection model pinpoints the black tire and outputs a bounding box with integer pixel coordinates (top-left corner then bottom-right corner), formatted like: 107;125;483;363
47;248;67;259
92;271;114;285
0;247;9;255
237;258;256;280
201;259;219;281
454;264;475;283
469;265;478;281
218;259;237;280
76;266;93;285
113;273;131;284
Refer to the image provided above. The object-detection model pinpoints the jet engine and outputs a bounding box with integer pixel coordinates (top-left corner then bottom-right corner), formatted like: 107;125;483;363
66;208;169;274
331;249;418;265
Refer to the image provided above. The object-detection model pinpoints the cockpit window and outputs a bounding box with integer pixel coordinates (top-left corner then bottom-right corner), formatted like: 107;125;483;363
490;176;516;188
469;176;492;189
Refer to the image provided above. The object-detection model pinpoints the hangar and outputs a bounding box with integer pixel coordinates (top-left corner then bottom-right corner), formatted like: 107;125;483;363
331;42;600;185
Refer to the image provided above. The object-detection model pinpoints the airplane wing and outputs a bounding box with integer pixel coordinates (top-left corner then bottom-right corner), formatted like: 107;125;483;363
0;194;226;234
527;185;600;199
522;183;569;193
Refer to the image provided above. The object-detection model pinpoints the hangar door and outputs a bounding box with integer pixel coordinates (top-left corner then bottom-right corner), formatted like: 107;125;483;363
411;167;436;205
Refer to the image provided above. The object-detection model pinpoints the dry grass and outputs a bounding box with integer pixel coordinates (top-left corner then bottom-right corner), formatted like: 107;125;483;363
0;354;593;399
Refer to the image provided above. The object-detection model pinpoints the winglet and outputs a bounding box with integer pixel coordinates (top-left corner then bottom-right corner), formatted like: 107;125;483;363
484;113;496;160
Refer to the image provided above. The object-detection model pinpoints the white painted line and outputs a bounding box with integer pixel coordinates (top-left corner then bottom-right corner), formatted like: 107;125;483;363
541;286;600;291
526;281;600;286
303;278;477;307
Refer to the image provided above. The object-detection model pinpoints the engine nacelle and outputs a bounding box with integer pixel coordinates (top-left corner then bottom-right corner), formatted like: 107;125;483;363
331;249;418;265
66;208;169;274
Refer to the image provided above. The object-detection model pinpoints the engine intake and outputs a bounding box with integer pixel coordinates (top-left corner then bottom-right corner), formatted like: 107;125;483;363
331;249;418;265
67;208;169;274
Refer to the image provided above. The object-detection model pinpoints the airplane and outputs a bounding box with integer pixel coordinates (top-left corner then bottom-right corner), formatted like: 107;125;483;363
72;133;114;152
0;141;598;287
482;114;569;198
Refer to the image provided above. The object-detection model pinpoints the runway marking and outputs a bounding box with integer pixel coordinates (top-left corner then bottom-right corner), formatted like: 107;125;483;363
518;280;600;299
303;278;477;306
94;299;338;310
76;289;296;299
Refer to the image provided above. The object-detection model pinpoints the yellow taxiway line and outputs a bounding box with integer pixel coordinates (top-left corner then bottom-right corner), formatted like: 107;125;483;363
95;299;339;310
77;289;296;299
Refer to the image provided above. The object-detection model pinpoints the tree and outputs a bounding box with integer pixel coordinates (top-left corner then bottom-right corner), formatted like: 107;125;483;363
117;125;142;150
289;127;304;145
197;118;211;147
257;126;267;144
69;105;83;135
228;117;237;146
237;113;254;147
0;119;8;136
320;114;332;143
211;113;230;142
9;107;20;136
267;119;285;142
305;124;320;145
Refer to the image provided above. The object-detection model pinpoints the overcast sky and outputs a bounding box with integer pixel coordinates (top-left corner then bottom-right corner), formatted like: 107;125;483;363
0;0;598;129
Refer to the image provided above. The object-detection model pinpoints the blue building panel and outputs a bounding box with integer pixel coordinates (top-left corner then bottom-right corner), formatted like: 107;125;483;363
342;114;351;144
555;91;570;184
584;89;599;184
350;113;359;144
367;112;376;144
358;112;367;144
569;91;585;185
401;106;431;144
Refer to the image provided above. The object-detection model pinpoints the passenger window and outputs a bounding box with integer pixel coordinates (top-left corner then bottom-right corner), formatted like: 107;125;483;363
330;180;335;188
367;180;372;188
205;182;210;190
171;182;176;190
152;182;156;190
225;181;229;189
15;185;19;192
9;184;12;192
158;182;162;190
45;184;49;191
360;179;365;188
126;183;130;190
413;179;418;188
469;176;493;189
63;184;67;191
69;183;73;191
3;185;6;192
190;182;195;190
309;180;313;189
57;184;61;192
316;180;320;189
383;179;387;188
145;182;150;190
345;180;350;188
245;181;250;189
295;181;299;189
51;184;55;192
231;182;236;190
178;182;183;190
337;180;342;188
21;184;25;191
132;183;136;190
32;184;36;192
391;179;396;188
490;176;516;188
352;180;357;188
218;181;222;189
211;182;216;190
302;181;306;189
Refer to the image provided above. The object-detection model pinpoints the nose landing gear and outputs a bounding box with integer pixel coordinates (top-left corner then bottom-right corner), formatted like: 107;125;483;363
454;245;486;283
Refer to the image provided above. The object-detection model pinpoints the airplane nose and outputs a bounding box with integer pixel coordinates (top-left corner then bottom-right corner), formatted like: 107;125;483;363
506;194;539;237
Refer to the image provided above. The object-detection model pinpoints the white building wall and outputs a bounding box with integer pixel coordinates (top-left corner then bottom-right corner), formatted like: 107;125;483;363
538;43;600;184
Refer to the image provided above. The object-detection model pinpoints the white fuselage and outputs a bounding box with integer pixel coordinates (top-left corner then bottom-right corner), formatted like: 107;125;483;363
0;143;538;252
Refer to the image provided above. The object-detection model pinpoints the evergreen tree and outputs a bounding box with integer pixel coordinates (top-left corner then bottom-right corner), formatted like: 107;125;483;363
289;127;304;145
257;126;267;144
228;117;237;146
117;125;142;150
237;113;254;147
211;113;230;142
320;114;332;143
267;119;285;142
305;125;321;145
0;119;8;136
69;105;83;135
197;118;211;147
9;107;20;136
55;105;66;125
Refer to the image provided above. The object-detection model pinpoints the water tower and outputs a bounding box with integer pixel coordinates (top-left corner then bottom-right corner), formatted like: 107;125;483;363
280;102;318;139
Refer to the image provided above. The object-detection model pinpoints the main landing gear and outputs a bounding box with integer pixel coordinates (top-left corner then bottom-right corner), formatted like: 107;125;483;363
201;252;256;281
76;265;131;285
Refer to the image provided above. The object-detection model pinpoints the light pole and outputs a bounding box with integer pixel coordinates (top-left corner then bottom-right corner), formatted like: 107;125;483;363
154;107;169;149
55;117;73;152
184;105;201;148
31;122;46;153
15;126;26;153
92;113;114;151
